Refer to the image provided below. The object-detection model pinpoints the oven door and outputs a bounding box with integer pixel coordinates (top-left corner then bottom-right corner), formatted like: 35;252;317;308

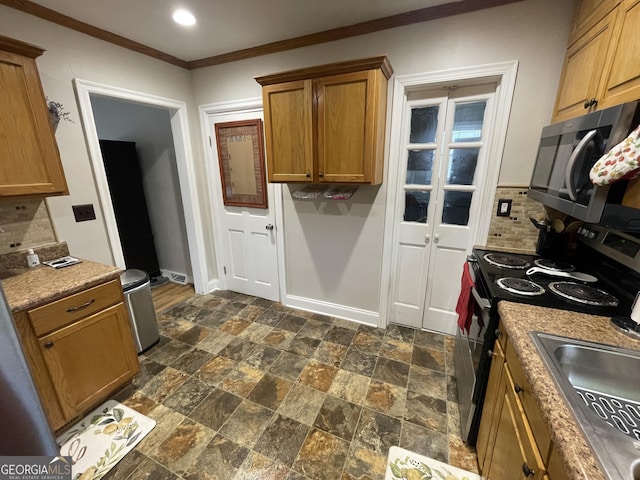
454;262;492;443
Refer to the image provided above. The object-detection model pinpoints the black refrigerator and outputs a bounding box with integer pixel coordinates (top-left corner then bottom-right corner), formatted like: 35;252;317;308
99;140;161;278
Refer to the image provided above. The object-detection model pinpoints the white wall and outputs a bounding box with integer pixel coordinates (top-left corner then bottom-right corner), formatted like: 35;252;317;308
0;0;576;320
90;97;192;278
191;0;575;315
0;5;216;283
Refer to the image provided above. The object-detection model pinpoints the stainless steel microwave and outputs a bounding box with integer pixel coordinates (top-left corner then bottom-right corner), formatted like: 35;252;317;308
528;102;640;231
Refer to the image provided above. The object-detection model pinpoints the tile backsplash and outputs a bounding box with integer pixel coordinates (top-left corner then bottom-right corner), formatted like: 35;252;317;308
485;186;545;254
0;198;56;255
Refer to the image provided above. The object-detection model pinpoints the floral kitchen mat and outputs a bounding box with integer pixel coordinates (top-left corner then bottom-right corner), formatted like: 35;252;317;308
385;446;482;480
57;400;156;480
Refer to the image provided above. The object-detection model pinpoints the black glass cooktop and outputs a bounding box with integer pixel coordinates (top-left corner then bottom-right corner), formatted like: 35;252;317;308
471;248;632;317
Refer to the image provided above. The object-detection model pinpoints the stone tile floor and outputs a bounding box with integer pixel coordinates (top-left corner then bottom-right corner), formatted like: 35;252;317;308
106;290;479;480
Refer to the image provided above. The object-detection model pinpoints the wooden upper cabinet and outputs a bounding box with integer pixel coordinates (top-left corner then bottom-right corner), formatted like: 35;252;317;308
568;0;620;44
553;0;640;122
599;0;640;109
552;13;615;122
262;80;314;182
0;35;68;197
257;56;392;184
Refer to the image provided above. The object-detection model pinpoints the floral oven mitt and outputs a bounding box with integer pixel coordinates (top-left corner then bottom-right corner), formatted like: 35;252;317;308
590;124;640;186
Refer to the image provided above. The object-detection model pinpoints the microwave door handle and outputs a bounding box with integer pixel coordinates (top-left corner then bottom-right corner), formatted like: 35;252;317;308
565;129;597;201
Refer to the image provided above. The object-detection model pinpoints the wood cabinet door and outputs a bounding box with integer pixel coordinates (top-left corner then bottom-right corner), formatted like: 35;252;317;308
552;13;615;122
262;80;313;182
315;69;386;184
316;71;370;183
486;368;546;480
599;0;640;108
0;50;68;196
477;340;506;472
568;0;621;44
38;303;139;419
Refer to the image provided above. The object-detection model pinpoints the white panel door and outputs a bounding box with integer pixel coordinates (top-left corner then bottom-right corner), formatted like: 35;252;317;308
388;95;447;328
389;84;496;334
209;111;280;301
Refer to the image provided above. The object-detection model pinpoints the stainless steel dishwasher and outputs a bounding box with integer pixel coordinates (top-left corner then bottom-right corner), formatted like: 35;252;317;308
120;269;159;354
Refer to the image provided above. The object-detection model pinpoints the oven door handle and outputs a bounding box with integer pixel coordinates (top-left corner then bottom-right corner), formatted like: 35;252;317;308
471;286;491;312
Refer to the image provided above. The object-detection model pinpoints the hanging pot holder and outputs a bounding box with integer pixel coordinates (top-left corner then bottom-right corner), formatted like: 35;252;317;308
590;124;640;186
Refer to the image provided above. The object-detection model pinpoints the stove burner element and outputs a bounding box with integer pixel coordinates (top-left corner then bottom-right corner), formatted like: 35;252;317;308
484;253;531;269
534;258;574;272
496;277;545;296
548;282;619;307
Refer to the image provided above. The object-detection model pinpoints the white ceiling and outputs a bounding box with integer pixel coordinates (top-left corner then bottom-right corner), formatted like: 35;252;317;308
27;0;458;61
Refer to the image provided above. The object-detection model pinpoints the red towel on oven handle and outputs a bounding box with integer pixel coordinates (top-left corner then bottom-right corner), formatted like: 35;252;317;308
456;262;475;334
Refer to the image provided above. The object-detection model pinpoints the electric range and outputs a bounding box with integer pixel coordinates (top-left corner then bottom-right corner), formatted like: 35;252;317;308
457;224;640;445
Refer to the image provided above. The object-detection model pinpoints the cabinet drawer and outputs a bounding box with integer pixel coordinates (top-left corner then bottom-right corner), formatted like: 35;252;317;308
505;338;552;459
28;279;122;336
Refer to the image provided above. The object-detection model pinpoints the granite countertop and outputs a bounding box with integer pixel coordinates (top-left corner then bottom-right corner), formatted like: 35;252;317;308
498;301;640;480
1;260;122;313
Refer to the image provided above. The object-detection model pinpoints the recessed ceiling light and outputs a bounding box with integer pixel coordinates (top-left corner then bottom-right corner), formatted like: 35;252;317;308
172;9;196;26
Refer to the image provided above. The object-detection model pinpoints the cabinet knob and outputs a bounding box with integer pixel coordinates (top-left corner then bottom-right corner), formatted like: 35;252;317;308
514;383;524;394
306;171;311;178
522;463;535;477
487;350;497;358
318;172;324;177
583;98;598;109
44;341;54;349
495;329;501;337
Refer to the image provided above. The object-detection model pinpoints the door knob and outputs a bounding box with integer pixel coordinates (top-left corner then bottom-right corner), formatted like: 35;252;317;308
425;234;431;244
265;224;274;231
434;234;440;244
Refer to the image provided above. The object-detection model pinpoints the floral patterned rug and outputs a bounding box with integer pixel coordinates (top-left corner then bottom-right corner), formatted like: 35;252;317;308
56;400;156;480
385;446;482;480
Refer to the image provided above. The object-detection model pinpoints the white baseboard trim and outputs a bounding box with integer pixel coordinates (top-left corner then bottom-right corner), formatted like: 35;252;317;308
205;278;222;294
284;294;379;327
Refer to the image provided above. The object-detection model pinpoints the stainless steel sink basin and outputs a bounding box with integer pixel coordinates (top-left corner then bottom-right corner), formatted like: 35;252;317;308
531;332;640;480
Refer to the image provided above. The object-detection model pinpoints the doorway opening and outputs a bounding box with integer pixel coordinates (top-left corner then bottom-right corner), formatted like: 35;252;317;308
74;79;211;294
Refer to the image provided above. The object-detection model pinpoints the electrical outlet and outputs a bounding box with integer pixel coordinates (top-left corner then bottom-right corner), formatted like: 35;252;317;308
72;204;96;222
496;199;512;217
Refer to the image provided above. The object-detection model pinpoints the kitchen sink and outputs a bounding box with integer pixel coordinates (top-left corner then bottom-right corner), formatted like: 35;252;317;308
530;332;640;480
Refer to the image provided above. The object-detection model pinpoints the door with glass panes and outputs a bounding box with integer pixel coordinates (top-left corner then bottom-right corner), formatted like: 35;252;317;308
389;84;496;333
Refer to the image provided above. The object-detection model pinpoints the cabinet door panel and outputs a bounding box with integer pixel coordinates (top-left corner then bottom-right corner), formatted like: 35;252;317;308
316;71;369;183
39;303;138;418
569;0;620;44
600;0;640;108
553;14;614;122
477;340;505;471
262;80;313;182
0;50;68;196
487;368;546;480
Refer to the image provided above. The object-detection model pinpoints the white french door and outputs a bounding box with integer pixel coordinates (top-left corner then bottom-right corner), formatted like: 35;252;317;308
208;110;280;301
389;83;496;333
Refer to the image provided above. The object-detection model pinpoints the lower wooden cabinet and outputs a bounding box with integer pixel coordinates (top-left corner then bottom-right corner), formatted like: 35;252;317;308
486;367;546;480
14;279;139;431
478;330;566;480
